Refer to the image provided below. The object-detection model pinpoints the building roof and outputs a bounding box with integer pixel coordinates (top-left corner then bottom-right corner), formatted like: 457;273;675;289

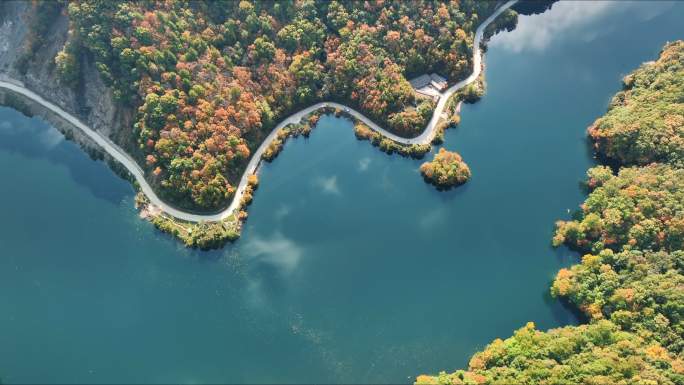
429;73;447;90
410;73;448;92
415;85;441;98
430;73;447;83
409;74;432;89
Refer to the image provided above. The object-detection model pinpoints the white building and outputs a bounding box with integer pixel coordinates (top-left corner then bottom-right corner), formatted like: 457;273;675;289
429;73;447;90
409;73;448;99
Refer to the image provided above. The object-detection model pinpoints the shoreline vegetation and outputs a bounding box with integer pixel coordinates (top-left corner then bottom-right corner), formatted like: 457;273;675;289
1;1;516;249
0;79;466;249
50;0;516;214
353;120;432;158
417;41;684;385
0;78;469;249
141;109;328;250
141;104;455;249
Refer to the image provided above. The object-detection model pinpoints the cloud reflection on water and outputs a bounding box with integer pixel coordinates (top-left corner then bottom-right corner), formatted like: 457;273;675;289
0;118;64;149
316;175;341;195
242;232;304;275
358;157;371;172
492;1;675;53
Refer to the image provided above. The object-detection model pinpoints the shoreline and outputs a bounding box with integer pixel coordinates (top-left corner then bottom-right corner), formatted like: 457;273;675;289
0;0;516;224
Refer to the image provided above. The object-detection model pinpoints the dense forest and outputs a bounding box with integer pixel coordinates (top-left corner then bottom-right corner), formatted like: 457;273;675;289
553;164;684;254
417;320;683;385
26;0;516;212
588;41;684;167
418;42;684;385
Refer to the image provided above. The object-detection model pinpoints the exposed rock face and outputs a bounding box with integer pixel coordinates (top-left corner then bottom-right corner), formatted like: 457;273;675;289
0;1;125;151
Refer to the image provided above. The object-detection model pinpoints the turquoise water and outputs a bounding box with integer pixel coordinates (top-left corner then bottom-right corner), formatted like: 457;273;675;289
0;2;683;383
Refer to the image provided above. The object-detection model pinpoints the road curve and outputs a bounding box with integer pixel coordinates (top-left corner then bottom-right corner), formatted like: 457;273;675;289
0;0;515;222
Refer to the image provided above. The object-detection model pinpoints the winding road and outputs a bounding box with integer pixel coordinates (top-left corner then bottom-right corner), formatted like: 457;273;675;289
0;0;516;222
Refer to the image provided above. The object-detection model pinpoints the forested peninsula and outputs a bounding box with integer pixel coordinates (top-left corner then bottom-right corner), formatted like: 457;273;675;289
418;41;684;385
27;0;513;211
2;0;519;248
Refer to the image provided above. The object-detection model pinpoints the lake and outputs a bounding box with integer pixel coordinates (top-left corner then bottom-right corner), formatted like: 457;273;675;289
1;2;683;383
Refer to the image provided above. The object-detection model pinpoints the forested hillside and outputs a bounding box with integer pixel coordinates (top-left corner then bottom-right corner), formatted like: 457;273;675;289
553;164;684;254
418;42;684;385
588;41;684;167
417;321;682;385
25;0;515;211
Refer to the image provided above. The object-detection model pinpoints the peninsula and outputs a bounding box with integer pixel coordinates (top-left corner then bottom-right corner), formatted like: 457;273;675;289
0;0;517;248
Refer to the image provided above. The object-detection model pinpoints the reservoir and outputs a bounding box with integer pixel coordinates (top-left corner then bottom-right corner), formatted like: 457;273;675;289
1;2;683;383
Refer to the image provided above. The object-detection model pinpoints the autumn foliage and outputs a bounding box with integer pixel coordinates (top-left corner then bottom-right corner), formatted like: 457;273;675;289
588;41;684;167
57;0;513;211
420;148;471;188
417;321;684;385
552;249;684;354
553;164;684;253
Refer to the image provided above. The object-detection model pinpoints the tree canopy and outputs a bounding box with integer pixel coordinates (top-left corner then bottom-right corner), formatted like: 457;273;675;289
417;321;684;385
553;164;684;254
50;0;515;211
420;148;471;188
553;249;684;354
588;41;684;167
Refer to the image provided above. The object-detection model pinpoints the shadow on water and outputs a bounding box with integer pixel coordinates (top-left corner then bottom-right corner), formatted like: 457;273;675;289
0;107;133;206
192;245;227;262
542;270;590;322
583;136;599;167
542;284;587;326
547;244;586;326
425;178;473;203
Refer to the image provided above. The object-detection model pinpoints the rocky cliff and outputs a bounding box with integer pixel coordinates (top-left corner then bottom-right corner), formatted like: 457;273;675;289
0;2;128;154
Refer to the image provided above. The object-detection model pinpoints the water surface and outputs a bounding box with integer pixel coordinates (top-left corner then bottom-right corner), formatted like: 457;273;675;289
0;2;683;383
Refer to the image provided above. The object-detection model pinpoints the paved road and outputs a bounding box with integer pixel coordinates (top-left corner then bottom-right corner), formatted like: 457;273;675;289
0;0;516;222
